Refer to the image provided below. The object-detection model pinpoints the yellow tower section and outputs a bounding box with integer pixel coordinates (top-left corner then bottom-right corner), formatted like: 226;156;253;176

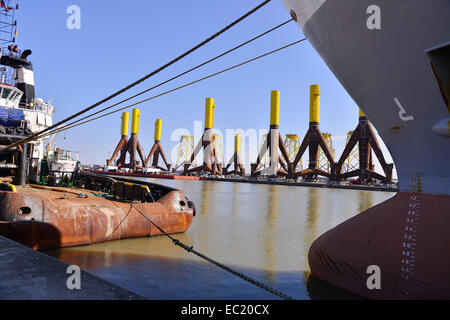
131;109;140;134
344;130;360;173
318;133;335;171
154;119;162;141
284;134;303;170
205;98;215;129
176;135;195;169
120;112;129;136
234;134;241;153
309;85;321;123
270;90;280;126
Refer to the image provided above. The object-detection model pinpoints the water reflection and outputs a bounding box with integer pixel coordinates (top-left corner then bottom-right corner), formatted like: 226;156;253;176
263;185;278;283
231;182;240;216
45;179;395;299
200;181;212;216
358;190;373;214
305;187;319;252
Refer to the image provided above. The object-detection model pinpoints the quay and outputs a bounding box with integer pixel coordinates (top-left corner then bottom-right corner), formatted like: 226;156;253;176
206;176;398;192
89;170;398;192
0;235;145;300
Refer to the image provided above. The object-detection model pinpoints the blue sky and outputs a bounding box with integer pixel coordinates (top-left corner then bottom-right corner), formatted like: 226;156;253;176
15;0;394;174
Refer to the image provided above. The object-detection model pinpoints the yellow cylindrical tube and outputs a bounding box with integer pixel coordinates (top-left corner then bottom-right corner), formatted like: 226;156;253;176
212;103;216;128
205;98;215;129
121;112;129;136
309;84;321;123
2;183;16;192
270;90;280;126
154;119;162;141
359;108;366;118
234;134;241;153
131;109;140;134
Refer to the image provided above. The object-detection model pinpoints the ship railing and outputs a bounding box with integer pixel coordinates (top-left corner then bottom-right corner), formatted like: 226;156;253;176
0;52;21;59
48;150;79;162
73;171;156;203
19;98;54;114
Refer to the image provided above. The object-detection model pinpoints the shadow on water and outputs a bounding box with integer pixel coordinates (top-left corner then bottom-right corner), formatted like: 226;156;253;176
45;248;362;300
306;273;365;300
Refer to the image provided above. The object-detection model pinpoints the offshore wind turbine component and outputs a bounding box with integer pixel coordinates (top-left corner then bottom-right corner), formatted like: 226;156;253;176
284;134;303;171
223;134;245;176
336;109;393;183
317;132;335;172
251;90;290;177
175;135;195;171
288;85;336;180
183;98;222;175
144;119;171;171
106;109;146;171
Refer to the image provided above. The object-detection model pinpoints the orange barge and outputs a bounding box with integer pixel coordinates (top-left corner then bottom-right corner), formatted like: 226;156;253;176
0;173;195;250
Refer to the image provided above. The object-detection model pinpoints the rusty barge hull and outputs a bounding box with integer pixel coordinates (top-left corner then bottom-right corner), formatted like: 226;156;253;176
0;185;194;250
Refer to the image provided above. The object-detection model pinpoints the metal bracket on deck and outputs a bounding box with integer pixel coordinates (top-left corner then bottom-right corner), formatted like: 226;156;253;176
112;181;155;203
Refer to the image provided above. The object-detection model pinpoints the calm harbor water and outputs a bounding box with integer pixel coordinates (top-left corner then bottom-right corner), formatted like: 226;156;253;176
45;179;395;299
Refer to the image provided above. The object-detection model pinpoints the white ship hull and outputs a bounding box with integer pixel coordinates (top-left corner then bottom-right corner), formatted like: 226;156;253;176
283;0;450;195
283;0;450;299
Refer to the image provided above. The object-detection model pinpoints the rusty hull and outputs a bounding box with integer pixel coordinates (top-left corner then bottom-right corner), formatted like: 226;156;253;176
0;187;194;250
309;192;450;299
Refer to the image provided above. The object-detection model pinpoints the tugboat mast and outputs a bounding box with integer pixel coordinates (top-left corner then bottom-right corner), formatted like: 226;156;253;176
0;0;19;84
0;0;56;184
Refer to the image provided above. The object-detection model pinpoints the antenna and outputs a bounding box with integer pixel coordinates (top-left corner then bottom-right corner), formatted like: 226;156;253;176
0;0;18;84
0;0;18;49
0;66;6;83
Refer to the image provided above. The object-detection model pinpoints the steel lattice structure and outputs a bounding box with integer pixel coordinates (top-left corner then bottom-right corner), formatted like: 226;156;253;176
318;133;335;172
284;134;302;171
343;130;359;173
176;135;195;170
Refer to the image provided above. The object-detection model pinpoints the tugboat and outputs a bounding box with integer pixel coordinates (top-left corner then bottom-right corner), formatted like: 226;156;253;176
0;1;195;250
0;49;54;183
42;130;80;186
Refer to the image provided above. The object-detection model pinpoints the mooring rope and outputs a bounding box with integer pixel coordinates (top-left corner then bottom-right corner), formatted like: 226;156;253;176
35;18;294;141
2;0;274;151
38;39;307;140
130;204;295;300
103;204;134;242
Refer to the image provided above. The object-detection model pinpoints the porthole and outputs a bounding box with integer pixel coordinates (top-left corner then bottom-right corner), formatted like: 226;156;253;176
17;207;32;215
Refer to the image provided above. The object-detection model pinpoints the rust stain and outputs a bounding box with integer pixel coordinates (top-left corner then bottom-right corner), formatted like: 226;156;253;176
0;186;194;250
389;126;403;132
